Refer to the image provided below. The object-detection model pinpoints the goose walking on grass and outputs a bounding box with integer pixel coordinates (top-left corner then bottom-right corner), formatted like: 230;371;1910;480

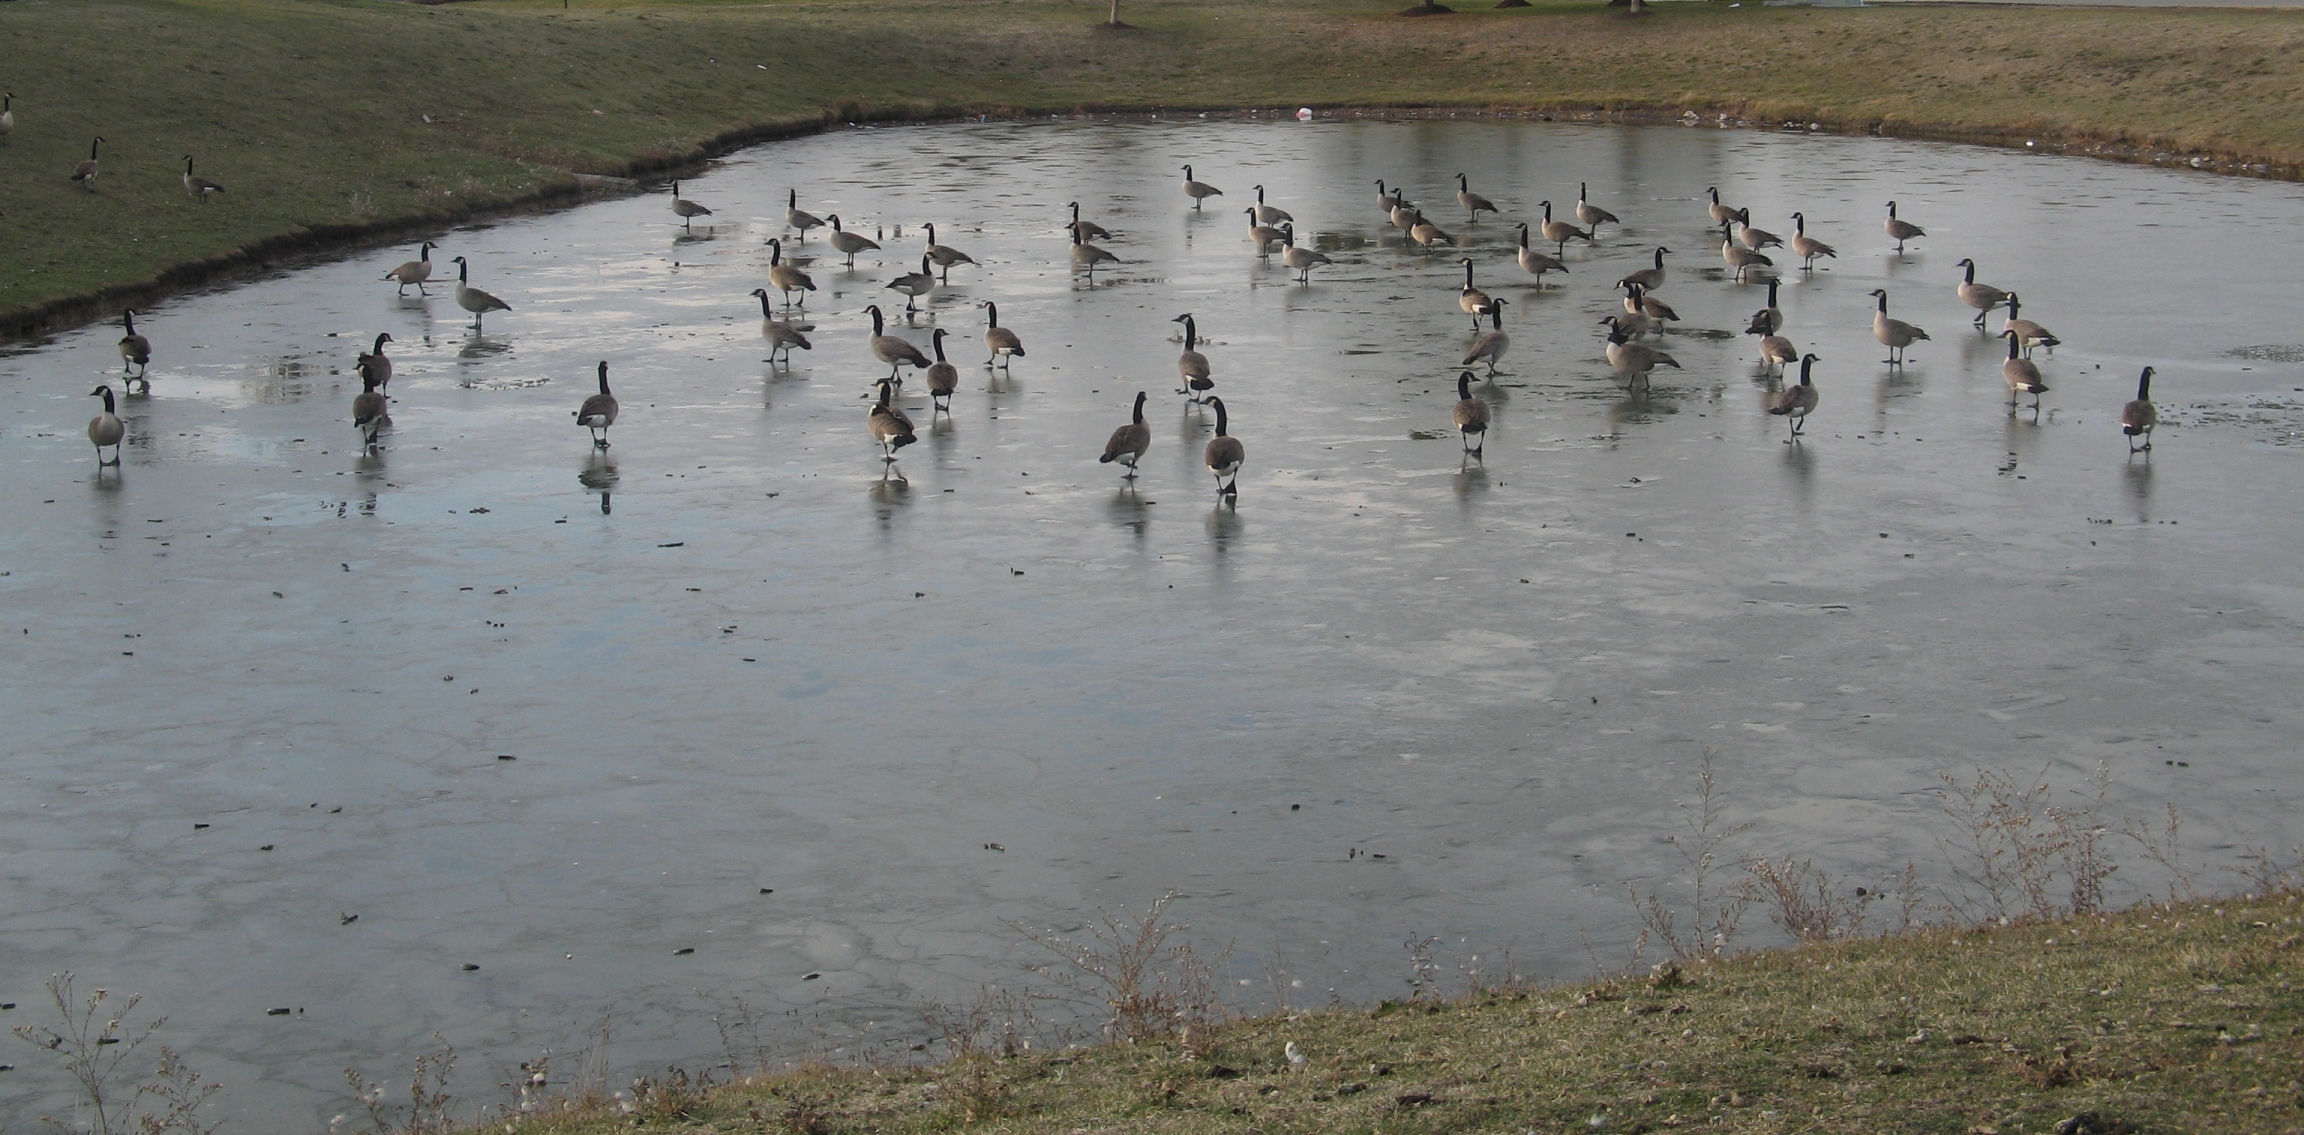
1869;289;1927;367
1735;213;1782;251
750;288;812;364
1455;174;1499;223
826;215;879;267
785;189;823;239
2000;329;2048;411
1252;185;1293;226
1575;182;1619;233
922;223;976;280
1721;222;1773;283
574;361;618;448
1617;247;1669;292
1457;258;1493;330
181;156;224;202
450;257;510;331
1513;223;1568;284
385;242;437;296
2002;293;2060;355
71;136;103;191
1461;298;1509;375
87;386;124;466
2120;366;2157;453
865;304;929;383
1536;200;1592;257
117;310;152;388
1070;227;1119;280
1452;370;1490;458
1955;258;2010;326
1175;313;1213;404
1884;200;1925;253
981;301;1026;369
1789;213;1836;270
924;328;959;414
1409;211;1454;249
1768;353;1821;439
1279;225;1331;284
1245;208;1286;256
766;239;816;307
355;333;394;393
868;377;916;477
1600;316;1681;386
1203;395;1244;498
670;181;712;228
1100;391;1152;478
1181;165;1223;209
886;255;935;313
1066;201;1113;242
353;368;390;449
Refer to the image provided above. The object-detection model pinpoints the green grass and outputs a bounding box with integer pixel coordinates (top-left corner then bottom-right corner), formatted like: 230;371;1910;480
4;0;2304;334
499;892;2304;1133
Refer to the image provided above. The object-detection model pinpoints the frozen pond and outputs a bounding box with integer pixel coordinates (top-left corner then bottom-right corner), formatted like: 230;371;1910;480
4;118;2303;1125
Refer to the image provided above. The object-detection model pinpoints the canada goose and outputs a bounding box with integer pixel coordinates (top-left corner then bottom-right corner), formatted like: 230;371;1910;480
1600;317;1681;385
1625;283;1679;325
353;368;390;449
786;189;824;238
1768;353;1821;438
1535;200;1591;256
749;288;812;364
1244;208;1285;256
1720;222;1773;283
1883;200;1924;253
1616;247;1670;291
1735;213;1783;251
924;329;959;413
573;361;617;448
1750;328;1798;375
2002;293;2060;355
1954;258;2010;326
1181;165;1223;209
449;256;511;331
0;94;13;144
1457;258;1493;329
922;223;976;280
1869;289;1928;366
1375;180;1402;213
1575;182;1619;232
2120;366;2157;453
1705;187;1739;226
1175;313;1213;403
868;378;916;472
1612;305;1660;341
1461;299;1509;375
1251;185;1293;226
1203;395;1244;497
1389;192;1420;234
1749;278;1783;335
1066;201;1113;242
865;304;930;381
1452;370;1490;457
1788;213;1836;270
1100;391;1152;477
181;156;224;202
1279;225;1331;284
1513;223;1568;283
886;254;935;312
87;386;124;465
117;309;152;386
766;239;816;306
384;242;437;296
670;180;711;228
2000;329;2048;409
1071;227;1120;279
980;301;1026;369
1455;174;1499;223
355;332;394;392
824;215;879;267
1409;211;1455;249
71;136;104;191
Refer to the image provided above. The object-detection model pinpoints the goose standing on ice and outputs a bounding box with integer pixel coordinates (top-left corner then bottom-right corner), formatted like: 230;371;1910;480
1575;182;1619;233
117;310;152;389
1181;165;1223;209
1461;299;1510;375
2000;329;2049;410
353;369;390;449
766;239;816;306
1955;258;2010;326
750;288;812;364
1203;395;1244;498
923;223;976;281
1100;391;1152;477
786;189;824;238
450;257;511;331
1789;213;1836;270
1175;313;1213;404
865;304;930;382
1451;370;1490;458
385;242;437;296
1455;174;1499;223
87;386;124;465
1869;289;1928;366
355;333;394;393
1883;200;1925;253
1514;223;1568;284
981;301;1026;369
2120;367;2157;453
670;181;712;228
1279;225;1331;284
1768;354;1821;439
574;361;618;448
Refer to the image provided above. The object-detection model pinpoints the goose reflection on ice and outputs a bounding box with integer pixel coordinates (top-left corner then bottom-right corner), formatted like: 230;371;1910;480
578;453;618;515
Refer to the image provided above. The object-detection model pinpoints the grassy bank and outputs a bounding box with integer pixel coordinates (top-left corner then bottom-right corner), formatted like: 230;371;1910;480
487;892;2304;1133
3;0;2303;337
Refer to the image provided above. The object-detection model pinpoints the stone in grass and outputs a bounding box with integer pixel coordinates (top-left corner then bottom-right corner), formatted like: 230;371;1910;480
1398;0;1454;13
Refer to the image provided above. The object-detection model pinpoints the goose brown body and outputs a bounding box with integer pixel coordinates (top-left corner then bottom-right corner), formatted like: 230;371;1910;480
1575;182;1619;231
1100;391;1152;476
826;215;879;266
670;180;712;227
1451;370;1490;456
865;304;930;380
2002;293;2060;355
450;256;511;330
1455;174;1499;222
574;361;618;447
356;332;394;392
385;242;437;296
117;309;152;383
1279;225;1331;284
353;370;390;448
182;155;225;201
1203;395;1244;497
1616;247;1669;291
1461;299;1510;373
1870;288;1928;366
1251;185;1293;226
1789;213;1836;269
766;239;816;305
785;189;823;238
1768;353;1821;437
1884;200;1925;252
924;328;959;412
750;288;812;363
1181;165;1223;209
981;301;1026;368
1956;258;2011;325
2120;367;2157;452
1515;224;1568;283
2001;329;2048;408
1175;313;1213;402
71;136;103;191
922;223;976;279
87;386;124;465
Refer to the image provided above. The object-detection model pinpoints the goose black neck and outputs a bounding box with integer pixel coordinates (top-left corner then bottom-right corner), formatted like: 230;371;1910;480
1517;224;1529;248
757;291;774;317
767;240;780;265
877;382;891;408
1766;280;1779;305
458;260;469;283
122;311;135;332
1211;398;1228;436
1458;372;1473;399
1875;292;1889;314
372;333;390;353
1654;248;1666;267
2006;333;2021;360
1132;391;1146;423
2137;368;2154;399
926;223;937;243
985;302;999;326
98;387;115;413
2007;295;2021;317
1799;357;1816;385
1962;261;1976;284
788;189;797;207
596;362;610;395
931;330;947;362
1463;261;1474;287
869;307;885;336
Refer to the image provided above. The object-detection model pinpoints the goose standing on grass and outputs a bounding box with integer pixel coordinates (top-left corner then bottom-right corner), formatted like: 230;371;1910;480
1625;284;1678;327
574;361;618;448
0;94;14;144
1749;324;1798;375
181;156;224;202
1175;313;1213;404
924;329;959;414
1452;370;1490;457
71;136;103;191
766;239;816;307
886;255;935;313
1536;200;1591;257
1279;225;1331;284
865;304;929;382
117;310;152;387
450;256;510;331
1789;213;1836;270
1513;223;1568;283
1600;317;1681;386
1617;247;1671;292
2000;329;2048;410
786;189;823;239
1203;395;1243;498
1181;165;1223;210
1735;212;1782;251
353;369;390;449
1955;258;2010;326
384;242;437;296
1749;278;1783;335
670;180;711;228
1252;185;1292;226
1455;174;1499;223
1244;208;1285;256
825;215;879;267
1070;227;1119;279
1883;200;1924;253
87;386;124;466
1705;186;1740;226
1768;353;1821;438
1409;211;1454;249
867;378;916;475
1869;289;1927;366
1576;183;1619;233
355;333;394;393
1456;258;1492;330
1461;300;1509;375
2120;366;2157;452
750;288;812;364
922;223;976;281
980;301;1025;369
1100;391;1152;477
2002;293;2060;355
1721;222;1773;283
1066;201;1113;241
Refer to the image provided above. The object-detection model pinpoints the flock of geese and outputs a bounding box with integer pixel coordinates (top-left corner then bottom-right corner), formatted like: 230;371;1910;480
74;157;2168;495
